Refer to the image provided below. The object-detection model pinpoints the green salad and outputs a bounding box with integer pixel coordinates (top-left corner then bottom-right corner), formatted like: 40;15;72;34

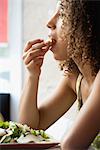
0;121;52;144
91;133;100;150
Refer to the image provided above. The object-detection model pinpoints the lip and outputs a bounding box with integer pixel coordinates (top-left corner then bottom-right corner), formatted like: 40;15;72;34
48;34;56;43
52;39;56;45
47;33;57;51
49;40;56;52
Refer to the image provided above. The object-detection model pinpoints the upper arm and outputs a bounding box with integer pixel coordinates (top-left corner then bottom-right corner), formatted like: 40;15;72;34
38;74;77;129
62;71;100;149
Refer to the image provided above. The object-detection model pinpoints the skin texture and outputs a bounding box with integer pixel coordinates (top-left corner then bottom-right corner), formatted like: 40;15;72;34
19;1;100;149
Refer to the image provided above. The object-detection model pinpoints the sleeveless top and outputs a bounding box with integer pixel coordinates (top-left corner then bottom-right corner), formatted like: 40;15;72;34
76;74;100;149
76;73;83;110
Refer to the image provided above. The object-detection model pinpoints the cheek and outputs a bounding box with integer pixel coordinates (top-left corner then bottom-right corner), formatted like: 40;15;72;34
56;40;68;60
55;23;69;60
57;23;67;46
58;35;68;53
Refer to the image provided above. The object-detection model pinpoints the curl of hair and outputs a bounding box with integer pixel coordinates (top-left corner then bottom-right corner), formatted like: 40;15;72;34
60;0;100;75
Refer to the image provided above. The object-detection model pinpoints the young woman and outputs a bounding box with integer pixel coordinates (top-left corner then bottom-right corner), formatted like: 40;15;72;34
19;0;100;149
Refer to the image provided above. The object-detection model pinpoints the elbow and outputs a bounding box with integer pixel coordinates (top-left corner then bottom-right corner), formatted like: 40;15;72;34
61;138;88;150
61;139;74;150
61;137;75;150
61;142;88;150
61;141;80;150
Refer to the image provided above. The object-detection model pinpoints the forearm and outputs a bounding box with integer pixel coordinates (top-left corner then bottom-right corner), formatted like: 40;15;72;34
19;74;40;129
19;39;51;128
61;138;89;150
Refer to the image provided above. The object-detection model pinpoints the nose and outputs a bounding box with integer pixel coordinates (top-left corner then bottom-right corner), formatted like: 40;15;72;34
46;16;56;30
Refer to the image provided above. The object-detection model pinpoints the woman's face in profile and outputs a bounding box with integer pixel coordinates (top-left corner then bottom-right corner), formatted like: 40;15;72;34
47;1;70;61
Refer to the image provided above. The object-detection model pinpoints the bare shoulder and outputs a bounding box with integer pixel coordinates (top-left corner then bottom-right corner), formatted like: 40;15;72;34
93;70;100;86
91;70;100;98
62;70;79;92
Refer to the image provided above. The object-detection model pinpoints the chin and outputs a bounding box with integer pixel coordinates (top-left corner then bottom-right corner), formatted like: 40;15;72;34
53;54;65;61
53;56;60;60
51;51;59;60
51;47;66;61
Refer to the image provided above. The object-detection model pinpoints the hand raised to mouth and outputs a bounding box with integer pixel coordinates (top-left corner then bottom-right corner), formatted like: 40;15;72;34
44;38;56;51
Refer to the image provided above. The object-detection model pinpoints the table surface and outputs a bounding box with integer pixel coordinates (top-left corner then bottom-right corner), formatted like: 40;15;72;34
46;145;61;150
0;144;61;150
0;145;94;150
0;144;94;150
0;147;61;150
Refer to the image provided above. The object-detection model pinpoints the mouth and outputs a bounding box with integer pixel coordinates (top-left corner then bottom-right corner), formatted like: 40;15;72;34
49;38;56;51
48;38;56;50
45;38;56;45
52;38;56;45
45;37;56;51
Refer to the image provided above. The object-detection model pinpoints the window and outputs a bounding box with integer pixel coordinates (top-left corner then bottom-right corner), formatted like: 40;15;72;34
0;0;9;57
0;0;8;44
0;0;22;121
0;0;10;90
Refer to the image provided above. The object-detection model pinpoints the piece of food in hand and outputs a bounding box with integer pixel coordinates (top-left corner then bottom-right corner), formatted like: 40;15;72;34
44;38;56;48
44;38;53;46
0;121;55;144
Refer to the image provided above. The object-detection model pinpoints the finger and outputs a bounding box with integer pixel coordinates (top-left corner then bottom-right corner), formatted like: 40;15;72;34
34;56;44;61
35;59;44;67
26;57;44;69
24;49;45;65
23;42;48;60
34;57;44;66
24;53;31;65
22;50;30;60
42;44;50;53
22;41;50;61
24;39;43;52
31;42;47;50
23;40;51;59
26;60;34;69
22;49;40;60
31;40;53;50
23;48;45;62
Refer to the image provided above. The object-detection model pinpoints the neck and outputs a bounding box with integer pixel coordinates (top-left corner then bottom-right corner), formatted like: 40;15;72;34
73;58;96;87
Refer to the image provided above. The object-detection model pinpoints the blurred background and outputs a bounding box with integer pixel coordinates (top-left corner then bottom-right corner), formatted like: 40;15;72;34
0;0;77;141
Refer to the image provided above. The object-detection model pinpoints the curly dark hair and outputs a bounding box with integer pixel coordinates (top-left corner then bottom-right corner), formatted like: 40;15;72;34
60;0;100;75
